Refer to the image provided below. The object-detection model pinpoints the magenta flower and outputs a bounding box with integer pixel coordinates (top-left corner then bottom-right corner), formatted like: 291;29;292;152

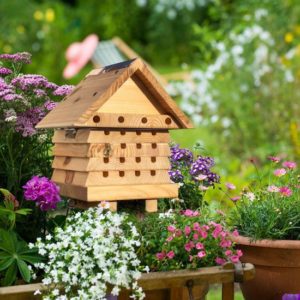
268;156;280;163
230;196;241;202
279;186;292;197
0;52;31;64
156;252;165;260
282;161;297;170
232;229;239;237
184;241;195;252
215;257;226;265
220;239;232;248
197;251;206;258
274;168;286;177
0;67;12;76
230;255;240;263
23;176;61;211
183;209;199;217
166;251;175;259
167;225;176;233
195;242;204;250
226;182;236;190
225;250;232;256
267;185;280;193
53;85;74;96
184;226;191;236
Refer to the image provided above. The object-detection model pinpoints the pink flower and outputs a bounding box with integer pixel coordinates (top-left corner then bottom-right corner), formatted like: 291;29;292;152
232;229;239;237
212;224;223;239
215;257;226;265
225;250;232;256
166;251;175;259
184;226;191;236
196;242;204;250
279;186;292;197
216;209;225;216
184;241;195;252
230;255;240;263
193;233;199;240
236;250;243;258
267;185;280;193
268;156;280;163
167;225;176;233
193;222;200;231
220;239;232;248
166;236;174;242
175;229;182;237
282;161;297;169
189;255;194;262
199;185;209;191
156;252;165;260
199;230;208;239
226;182;236;190
195;174;207;181
274;168;286;177
197;251;206;258
183;209;199;217
230;196;241;202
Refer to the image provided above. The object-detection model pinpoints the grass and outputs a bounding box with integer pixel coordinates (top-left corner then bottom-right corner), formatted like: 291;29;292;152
206;285;244;300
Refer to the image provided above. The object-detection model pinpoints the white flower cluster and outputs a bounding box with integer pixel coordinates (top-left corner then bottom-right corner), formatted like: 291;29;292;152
136;0;213;19
168;9;293;127
34;206;144;300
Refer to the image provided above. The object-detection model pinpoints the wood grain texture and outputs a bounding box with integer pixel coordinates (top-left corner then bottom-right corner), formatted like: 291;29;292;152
145;199;158;212
52;156;170;171
83;113;178;129
53;129;171;144
57;183;178;201
36;58;193;129
52;169;172;186
53;143;170;158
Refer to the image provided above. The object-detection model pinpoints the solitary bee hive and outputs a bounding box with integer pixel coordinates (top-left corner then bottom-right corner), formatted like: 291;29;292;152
37;58;193;211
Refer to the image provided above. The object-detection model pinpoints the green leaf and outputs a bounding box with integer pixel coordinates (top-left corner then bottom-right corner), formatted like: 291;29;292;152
15;208;32;216
17;259;31;282
19;254;42;264
2;262;17;286
0;229;17;253
0;251;11;260
0;257;14;271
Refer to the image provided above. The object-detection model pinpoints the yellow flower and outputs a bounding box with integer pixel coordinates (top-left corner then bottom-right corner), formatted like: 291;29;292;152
16;25;25;34
34;10;44;21
45;8;55;22
3;45;12;53
285;32;294;43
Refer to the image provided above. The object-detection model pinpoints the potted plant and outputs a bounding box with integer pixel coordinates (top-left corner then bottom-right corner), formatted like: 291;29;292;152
228;157;300;300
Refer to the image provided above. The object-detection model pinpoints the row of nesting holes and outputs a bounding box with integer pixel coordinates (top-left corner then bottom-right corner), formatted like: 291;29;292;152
93;115;172;125
118;143;157;149
102;170;157;178
104;130;157;136
103;157;156;163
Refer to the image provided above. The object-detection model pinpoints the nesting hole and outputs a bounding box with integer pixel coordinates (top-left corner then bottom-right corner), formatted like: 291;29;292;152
152;143;157;149
121;143;126;149
150;170;156;176
136;131;141;136
93;92;98;97
120;157;125;163
120;130;126;135
141;117;148;124
104;130;110;135
93;115;101;123
135;171;141;177
74;97;80;103
135;157;141;163
118;116;125;123
151;157;156;163
103;157;109;163
103;171;109;177
119;171;125;177
136;143;142;149
165;117;172;125
151;131;157;136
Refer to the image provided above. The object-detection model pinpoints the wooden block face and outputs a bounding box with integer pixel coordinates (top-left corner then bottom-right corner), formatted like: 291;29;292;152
82;113;178;129
57;183;178;201
53;143;170;158
52;169;172;186
52;129;171;144
52;156;170;171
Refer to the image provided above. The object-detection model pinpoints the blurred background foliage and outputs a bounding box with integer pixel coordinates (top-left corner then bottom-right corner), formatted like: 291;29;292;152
0;0;300;192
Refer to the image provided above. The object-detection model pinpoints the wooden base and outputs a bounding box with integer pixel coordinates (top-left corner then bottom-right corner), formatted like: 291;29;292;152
145;199;157;212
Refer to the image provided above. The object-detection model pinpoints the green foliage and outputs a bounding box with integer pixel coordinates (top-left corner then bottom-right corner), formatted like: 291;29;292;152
0;229;42;286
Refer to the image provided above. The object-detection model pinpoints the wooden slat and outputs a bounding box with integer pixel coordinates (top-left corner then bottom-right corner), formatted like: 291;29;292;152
53;129;171;144
82;113;178;129
57;183;178;201
53;143;170;158
52;156;170;171
52;169;172;186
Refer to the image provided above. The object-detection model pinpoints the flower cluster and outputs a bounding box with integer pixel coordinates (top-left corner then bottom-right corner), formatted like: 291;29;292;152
155;210;242;270
0;52;32;64
23;176;61;211
34;206;144;300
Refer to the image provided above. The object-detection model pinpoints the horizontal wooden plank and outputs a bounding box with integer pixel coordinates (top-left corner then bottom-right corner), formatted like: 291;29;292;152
57;183;178;201
52;156;170;171
82;113;179;129
52;169;172;186
52;129;171;144
53;143;170;158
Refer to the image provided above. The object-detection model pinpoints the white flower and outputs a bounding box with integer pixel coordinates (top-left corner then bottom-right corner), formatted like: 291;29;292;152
34;289;41;295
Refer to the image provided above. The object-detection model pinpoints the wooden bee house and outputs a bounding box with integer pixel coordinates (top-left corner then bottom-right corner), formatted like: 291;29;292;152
37;58;193;211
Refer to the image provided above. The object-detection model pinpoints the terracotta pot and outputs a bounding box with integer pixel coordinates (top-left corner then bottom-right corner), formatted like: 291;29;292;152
232;235;300;300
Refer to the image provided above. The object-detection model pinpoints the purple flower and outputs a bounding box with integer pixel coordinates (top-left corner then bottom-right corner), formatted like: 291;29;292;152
170;144;193;167
0;67;12;76
53;85;74;96
282;294;300;300
169;169;184;183
12;74;53;91
23;176;61;211
0;52;31;64
44;100;57;111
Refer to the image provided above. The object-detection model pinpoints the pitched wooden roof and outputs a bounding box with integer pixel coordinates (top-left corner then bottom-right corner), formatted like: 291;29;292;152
36;58;193;129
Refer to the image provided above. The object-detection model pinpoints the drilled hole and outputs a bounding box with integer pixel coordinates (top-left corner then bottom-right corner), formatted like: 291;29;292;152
151;131;157;136
104;130;110;135
120;130;126;135
93;115;100;123
136;143;142;149
103;157;109;163
152;143;157;149
121;143;126;149
120;157;125;163
141;117;147;124
150;170;156;176
119;171;125;177
135;157;141;163
115;70;119;74
151;157;156;163
136;131;141;136
165;117;172;125
135;171;140;177
118;116;125;123
103;171;109;177
74;97;80;103
93;92;98;97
